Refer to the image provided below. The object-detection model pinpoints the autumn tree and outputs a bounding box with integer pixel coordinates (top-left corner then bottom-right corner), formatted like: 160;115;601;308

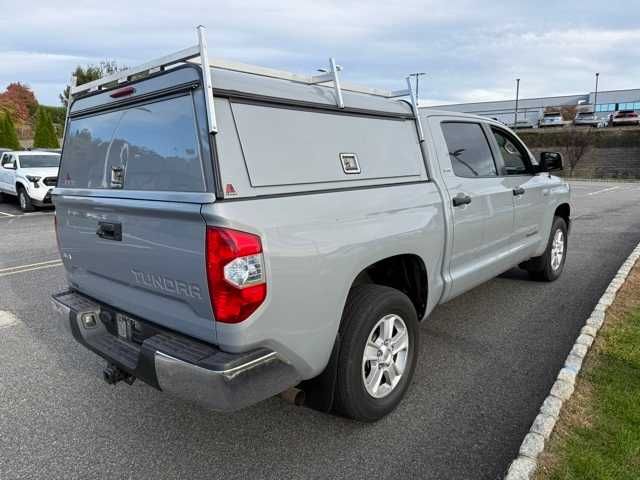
33;108;60;149
0;83;38;125
60;61;125;109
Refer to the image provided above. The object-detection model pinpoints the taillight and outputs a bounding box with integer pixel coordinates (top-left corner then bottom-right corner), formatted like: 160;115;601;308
110;86;135;98
206;227;267;324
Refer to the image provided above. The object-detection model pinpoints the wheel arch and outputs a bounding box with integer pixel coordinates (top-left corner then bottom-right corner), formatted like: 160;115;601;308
555;202;571;231
350;253;429;321
15;180;28;193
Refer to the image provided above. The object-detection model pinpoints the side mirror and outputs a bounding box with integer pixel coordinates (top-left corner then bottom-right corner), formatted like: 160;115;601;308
3;163;16;170
539;152;563;172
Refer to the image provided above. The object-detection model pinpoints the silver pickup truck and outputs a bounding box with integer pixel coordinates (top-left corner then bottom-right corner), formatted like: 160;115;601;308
51;29;570;421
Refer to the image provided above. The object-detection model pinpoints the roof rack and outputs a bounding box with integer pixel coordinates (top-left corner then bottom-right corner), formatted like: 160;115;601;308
67;26;423;140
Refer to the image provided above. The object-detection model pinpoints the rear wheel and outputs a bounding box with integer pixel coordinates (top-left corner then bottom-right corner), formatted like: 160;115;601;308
334;284;419;422
18;187;34;212
522;216;567;282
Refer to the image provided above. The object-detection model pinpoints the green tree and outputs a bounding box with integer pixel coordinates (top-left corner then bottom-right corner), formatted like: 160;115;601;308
0;111;21;150
60;60;125;109
33;108;60;149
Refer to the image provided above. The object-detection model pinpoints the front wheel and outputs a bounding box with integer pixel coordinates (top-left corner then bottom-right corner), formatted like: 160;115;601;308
18;188;34;212
523;216;568;282
334;284;419;422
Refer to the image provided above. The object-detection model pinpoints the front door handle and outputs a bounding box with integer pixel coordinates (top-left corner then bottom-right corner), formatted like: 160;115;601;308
513;187;525;196
452;194;472;207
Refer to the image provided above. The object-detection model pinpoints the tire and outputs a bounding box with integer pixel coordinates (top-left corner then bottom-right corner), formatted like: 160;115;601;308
334;284;419;422
522;216;568;282
18;187;34;212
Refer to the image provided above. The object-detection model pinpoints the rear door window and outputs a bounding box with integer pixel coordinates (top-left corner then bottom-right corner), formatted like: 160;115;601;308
441;122;497;177
60;94;204;192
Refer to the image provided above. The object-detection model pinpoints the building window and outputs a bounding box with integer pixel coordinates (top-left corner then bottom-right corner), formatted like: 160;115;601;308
595;104;616;112
619;102;640;111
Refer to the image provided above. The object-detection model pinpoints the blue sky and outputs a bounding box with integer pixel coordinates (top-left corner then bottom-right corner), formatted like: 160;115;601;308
1;0;638;106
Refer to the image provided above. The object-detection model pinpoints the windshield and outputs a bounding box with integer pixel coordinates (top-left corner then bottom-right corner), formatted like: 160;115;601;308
544;113;561;118
18;154;60;168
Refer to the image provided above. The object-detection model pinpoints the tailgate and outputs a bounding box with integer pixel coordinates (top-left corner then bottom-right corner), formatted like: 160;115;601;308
55;196;215;343
55;72;217;343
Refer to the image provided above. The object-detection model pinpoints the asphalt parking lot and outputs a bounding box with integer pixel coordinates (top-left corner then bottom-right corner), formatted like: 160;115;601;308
1;181;640;480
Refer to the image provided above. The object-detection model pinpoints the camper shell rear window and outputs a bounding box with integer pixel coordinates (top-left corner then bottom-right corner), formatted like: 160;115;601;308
60;94;205;192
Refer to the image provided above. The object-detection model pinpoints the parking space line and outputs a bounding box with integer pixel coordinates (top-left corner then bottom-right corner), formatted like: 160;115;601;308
0;259;62;273
0;260;63;278
0;310;19;328
0;211;54;220
587;186;620;196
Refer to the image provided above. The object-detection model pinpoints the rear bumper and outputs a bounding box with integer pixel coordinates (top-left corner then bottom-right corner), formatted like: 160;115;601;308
51;290;299;411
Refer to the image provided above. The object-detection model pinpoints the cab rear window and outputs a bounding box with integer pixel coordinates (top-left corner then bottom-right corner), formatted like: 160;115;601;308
60;94;204;192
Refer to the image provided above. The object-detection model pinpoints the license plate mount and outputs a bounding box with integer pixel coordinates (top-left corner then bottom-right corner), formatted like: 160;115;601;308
116;313;134;340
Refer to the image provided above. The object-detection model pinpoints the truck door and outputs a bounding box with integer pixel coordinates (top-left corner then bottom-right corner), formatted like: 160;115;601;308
0;154;16;193
432;118;516;300
0;153;8;192
487;126;549;260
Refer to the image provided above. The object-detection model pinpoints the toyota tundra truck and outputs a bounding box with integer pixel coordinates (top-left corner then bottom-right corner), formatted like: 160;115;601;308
51;28;570;421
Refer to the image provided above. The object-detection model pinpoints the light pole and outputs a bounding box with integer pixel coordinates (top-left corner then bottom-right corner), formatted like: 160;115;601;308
514;78;520;126
594;72;600;112
409;72;427;107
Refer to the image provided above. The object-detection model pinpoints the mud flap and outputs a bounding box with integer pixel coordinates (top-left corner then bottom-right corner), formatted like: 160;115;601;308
299;333;341;413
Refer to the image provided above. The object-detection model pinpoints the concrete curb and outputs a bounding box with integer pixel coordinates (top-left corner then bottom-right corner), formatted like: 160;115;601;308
504;241;640;480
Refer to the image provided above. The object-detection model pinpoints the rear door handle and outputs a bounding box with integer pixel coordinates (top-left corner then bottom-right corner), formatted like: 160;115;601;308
97;222;122;241
513;187;525;196
452;194;472;207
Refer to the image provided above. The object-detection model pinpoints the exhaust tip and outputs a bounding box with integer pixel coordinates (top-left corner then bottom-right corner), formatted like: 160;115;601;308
279;387;305;407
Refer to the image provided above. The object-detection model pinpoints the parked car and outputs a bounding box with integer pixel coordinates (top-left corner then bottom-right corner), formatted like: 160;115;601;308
51;35;571;421
539;112;567;128
609;110;640;127
573;111;600;127
509;119;535;129
0;150;60;210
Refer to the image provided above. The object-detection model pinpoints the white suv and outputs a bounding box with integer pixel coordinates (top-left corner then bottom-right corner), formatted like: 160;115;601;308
0;150;60;211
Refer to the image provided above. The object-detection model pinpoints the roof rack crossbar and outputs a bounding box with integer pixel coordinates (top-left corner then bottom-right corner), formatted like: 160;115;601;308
309;58;344;108
404;76;425;142
197;25;218;133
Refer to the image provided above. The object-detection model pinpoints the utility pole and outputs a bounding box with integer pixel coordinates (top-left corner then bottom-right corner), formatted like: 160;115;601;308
409;72;427;107
594;72;600;112
514;78;520;126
